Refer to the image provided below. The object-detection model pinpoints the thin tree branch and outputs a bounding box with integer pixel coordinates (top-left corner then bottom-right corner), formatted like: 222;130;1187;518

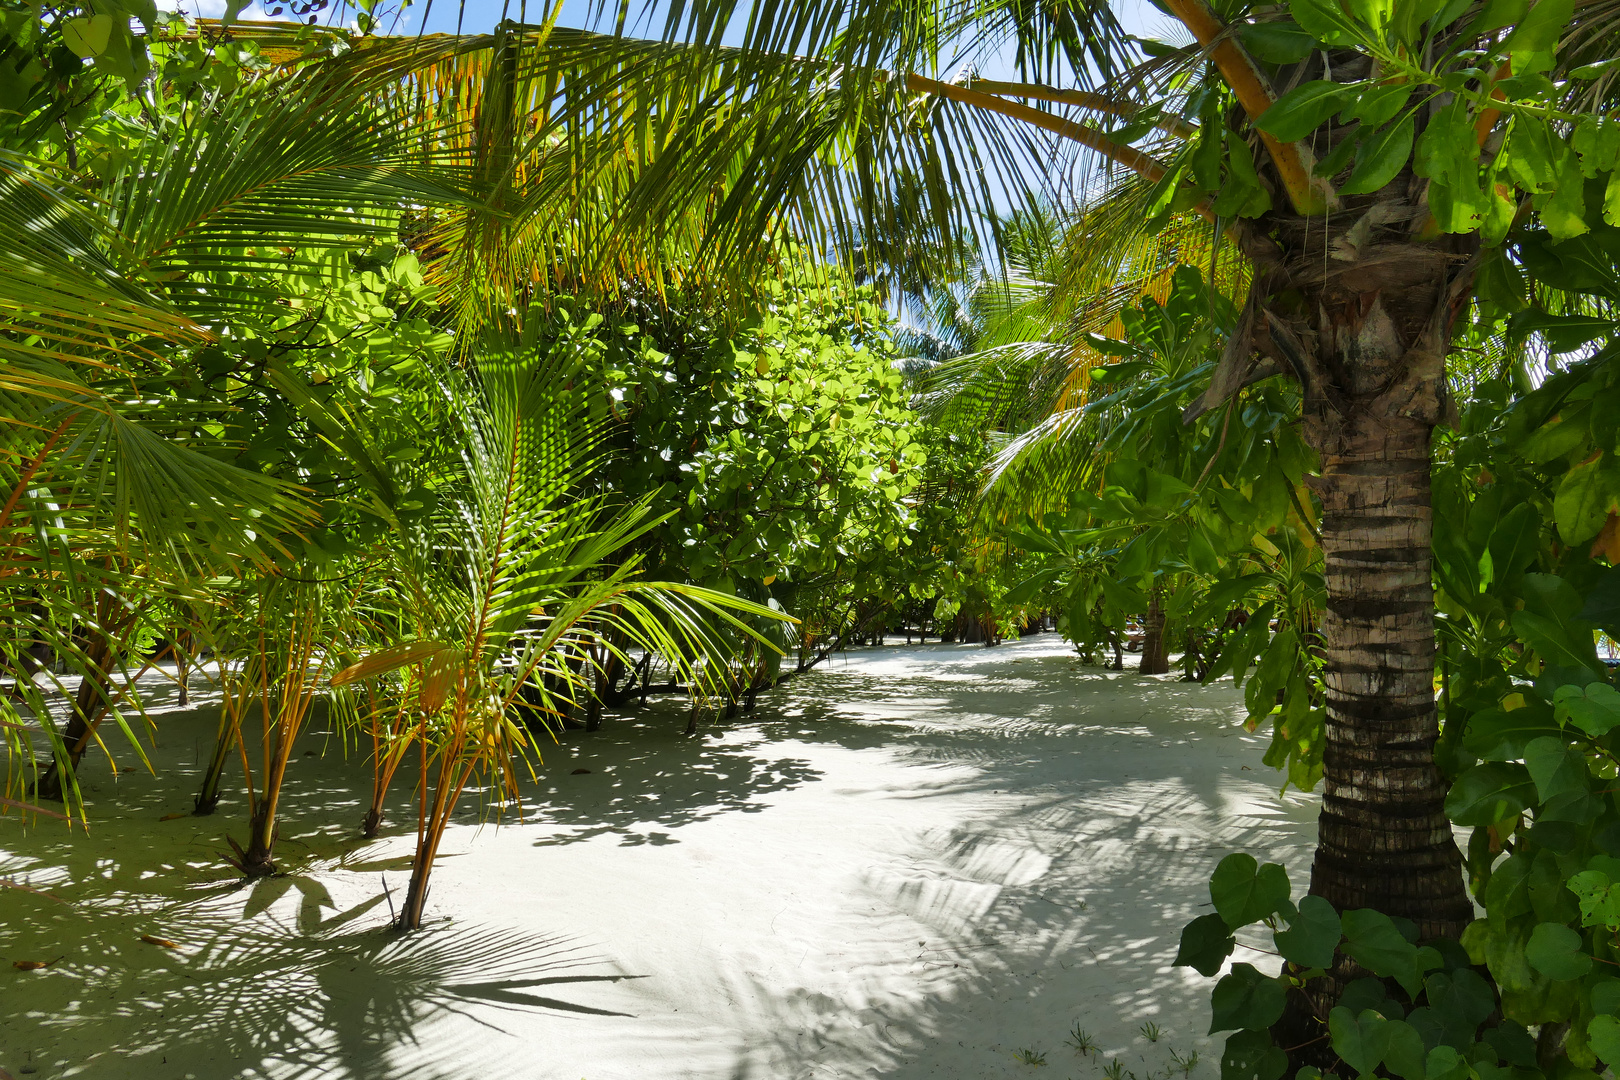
904;72;1215;222
965;78;1199;139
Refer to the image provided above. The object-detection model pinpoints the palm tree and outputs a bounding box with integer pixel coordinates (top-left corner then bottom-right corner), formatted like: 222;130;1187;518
332;332;783;929
328;0;1619;959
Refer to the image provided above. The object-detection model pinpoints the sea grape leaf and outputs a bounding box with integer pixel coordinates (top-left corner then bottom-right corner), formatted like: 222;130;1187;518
1275;895;1341;968
1176;912;1237;976
1210;963;1288;1033
1526;921;1593;979
1210;853;1291;929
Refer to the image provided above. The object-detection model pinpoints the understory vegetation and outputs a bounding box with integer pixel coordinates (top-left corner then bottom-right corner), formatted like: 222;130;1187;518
6;0;1620;1074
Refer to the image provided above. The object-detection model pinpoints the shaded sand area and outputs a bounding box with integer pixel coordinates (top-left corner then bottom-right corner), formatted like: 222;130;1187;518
1;634;1319;1080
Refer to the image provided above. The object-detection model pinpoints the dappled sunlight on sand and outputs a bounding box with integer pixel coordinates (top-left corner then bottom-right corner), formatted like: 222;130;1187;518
1;634;1316;1079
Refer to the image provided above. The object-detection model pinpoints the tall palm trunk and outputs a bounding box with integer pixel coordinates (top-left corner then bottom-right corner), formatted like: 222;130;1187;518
1306;406;1468;936
1273;201;1477;937
1139;585;1170;675
1246;195;1478;1056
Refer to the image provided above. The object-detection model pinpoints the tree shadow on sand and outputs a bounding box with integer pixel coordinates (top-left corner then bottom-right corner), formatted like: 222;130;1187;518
1;856;638;1080
511;698;826;849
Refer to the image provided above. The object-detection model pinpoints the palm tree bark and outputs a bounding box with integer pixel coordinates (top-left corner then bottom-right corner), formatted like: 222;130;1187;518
1305;402;1469;938
1139;585;1170;675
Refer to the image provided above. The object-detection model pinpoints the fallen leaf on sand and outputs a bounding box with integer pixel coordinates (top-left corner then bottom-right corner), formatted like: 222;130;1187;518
159;812;188;821
140;935;182;950
13;957;61;970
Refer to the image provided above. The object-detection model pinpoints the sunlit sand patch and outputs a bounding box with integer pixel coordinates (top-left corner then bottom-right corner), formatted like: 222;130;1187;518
1;635;1315;1080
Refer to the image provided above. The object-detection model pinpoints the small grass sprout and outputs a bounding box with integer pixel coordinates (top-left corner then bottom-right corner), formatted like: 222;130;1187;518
1139;1021;1161;1043
1170;1048;1199;1076
1103;1059;1133;1080
1066;1026;1098;1055
1014;1047;1047;1066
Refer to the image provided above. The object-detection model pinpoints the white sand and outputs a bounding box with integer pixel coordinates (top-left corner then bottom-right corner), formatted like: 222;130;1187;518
1;635;1319;1080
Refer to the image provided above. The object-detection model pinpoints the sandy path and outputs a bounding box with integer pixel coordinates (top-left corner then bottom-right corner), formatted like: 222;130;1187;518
0;635;1318;1080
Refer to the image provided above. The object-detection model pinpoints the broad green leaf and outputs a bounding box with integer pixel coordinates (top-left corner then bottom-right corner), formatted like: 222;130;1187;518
1524;735;1589;802
1461;703;1560;760
1343;909;1422;997
1471;0;1530;32
1589;1015;1620;1065
1340;114;1415;195
1553;454;1620;543
1487;502;1541;577
1581;565;1620;635
1390;0;1447;41
1175;912;1237;976
1525;921;1592;979
1222;1029;1288;1080
1329;1007;1393;1077
1553;683;1620;736
1569;870;1620;931
1424;1046;1470;1080
1511;312;1616;355
60;14;113;57
1239;20;1317;62
1289;0;1361;43
1573;118;1620;178
1445;762;1535;825
1501;0;1574;55
1211;853;1292;929
1210;963;1288;1033
1414;98;1477;185
1350;83;1412;127
1541;151;1592;239
1513;610;1600;673
1591;977;1620;1014
1422;969;1496;1045
1275;895;1342;968
1257;82;1355;142
1505;120;1561;193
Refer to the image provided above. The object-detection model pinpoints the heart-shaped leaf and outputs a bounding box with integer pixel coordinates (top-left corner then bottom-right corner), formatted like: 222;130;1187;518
1275;895;1341;969
1175;912;1236;977
1210;964;1287;1033
1211;853;1291;929
1526;921;1593;980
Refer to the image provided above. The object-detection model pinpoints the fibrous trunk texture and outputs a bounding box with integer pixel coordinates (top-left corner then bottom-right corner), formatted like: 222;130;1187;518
1242;176;1481;1055
1306;405;1469;936
1284;232;1473;942
1139;586;1170;675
